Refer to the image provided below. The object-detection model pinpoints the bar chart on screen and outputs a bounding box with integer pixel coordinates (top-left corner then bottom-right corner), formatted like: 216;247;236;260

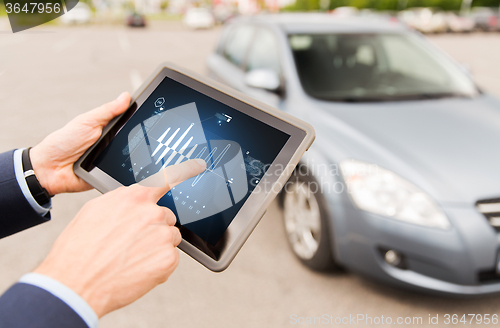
127;102;207;181
126;101;249;224
151;122;233;187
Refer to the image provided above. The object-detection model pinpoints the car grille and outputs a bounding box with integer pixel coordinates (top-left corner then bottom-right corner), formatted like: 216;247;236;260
476;198;500;232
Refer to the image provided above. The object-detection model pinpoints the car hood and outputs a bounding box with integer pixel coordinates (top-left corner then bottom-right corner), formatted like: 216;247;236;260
307;94;500;205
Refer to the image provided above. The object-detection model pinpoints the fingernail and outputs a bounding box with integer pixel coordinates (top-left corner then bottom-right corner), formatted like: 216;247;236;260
117;92;128;102
194;158;206;169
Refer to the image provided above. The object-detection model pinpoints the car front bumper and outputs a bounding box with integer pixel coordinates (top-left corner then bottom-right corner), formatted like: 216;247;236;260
330;199;500;295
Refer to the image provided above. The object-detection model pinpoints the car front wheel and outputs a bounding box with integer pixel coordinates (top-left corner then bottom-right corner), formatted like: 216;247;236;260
281;171;340;271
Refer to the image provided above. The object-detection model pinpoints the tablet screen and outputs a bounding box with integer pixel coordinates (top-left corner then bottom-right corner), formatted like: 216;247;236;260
91;76;290;246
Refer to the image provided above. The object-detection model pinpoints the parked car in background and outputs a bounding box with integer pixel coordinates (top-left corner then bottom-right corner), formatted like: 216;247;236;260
213;4;237;24
398;8;448;33
469;7;499;31
330;6;359;17
358;8;396;22
444;12;475;33
207;13;500;295
125;12;146;27
60;2;92;25
183;8;215;29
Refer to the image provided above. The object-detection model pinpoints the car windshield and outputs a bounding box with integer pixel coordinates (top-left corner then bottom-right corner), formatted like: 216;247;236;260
289;33;479;102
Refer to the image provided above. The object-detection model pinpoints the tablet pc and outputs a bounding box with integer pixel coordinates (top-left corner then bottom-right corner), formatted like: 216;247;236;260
74;63;315;271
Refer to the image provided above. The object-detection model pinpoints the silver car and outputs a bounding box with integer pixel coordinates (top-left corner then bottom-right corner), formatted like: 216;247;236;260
207;13;500;295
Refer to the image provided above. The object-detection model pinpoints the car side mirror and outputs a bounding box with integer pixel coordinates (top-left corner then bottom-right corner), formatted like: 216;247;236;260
245;69;281;92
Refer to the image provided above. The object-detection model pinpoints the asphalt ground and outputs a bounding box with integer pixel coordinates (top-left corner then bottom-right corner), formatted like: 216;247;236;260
1;20;500;327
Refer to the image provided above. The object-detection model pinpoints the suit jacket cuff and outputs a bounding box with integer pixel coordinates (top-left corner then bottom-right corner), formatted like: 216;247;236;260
0;150;50;239
19;273;98;328
0;282;90;328
13;149;52;216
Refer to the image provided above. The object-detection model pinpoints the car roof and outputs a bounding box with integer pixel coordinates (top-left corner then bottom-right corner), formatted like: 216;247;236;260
230;13;410;34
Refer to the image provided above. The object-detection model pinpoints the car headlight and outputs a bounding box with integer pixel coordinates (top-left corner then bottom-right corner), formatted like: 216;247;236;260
340;159;450;229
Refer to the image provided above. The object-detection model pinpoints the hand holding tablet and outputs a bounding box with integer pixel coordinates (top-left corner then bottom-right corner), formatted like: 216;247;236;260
74;63;315;271
35;158;206;317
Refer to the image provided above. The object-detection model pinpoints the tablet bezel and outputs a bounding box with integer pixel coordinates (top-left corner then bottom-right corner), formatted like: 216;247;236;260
74;62;315;271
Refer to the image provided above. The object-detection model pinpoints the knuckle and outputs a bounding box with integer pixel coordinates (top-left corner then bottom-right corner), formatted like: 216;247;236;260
126;184;142;194
151;206;165;222
139;206;161;225
163;248;179;270
115;186;128;196
164;208;177;225
161;227;173;243
171;227;182;246
127;185;149;202
157;248;179;280
171;249;180;267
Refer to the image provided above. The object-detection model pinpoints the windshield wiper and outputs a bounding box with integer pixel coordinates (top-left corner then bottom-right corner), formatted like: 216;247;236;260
316;95;395;102
319;92;472;103
403;92;472;100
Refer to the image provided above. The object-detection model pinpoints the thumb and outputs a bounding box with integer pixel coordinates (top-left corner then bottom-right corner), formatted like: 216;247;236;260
84;92;131;128
139;158;207;201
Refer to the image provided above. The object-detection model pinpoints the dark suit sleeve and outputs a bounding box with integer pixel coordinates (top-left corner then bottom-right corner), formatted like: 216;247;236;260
0;150;50;239
0;283;88;328
0;151;90;327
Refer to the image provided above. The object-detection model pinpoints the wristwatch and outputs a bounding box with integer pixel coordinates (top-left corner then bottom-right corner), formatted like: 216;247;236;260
21;148;52;206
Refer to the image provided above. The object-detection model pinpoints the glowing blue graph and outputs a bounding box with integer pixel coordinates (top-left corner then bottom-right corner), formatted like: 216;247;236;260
152;123;198;168
126;101;248;225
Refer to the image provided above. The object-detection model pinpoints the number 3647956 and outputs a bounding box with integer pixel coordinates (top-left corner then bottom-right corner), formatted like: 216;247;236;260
5;3;61;14
444;314;499;325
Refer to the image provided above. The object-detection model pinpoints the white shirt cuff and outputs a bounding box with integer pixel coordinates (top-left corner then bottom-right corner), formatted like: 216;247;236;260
19;273;99;328
13;148;52;216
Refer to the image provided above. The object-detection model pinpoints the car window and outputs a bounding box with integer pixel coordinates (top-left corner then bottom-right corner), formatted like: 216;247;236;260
223;25;255;67
381;35;447;86
246;28;281;74
289;33;478;101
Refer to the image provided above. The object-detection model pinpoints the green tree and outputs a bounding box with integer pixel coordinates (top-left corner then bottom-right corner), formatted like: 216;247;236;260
283;0;500;12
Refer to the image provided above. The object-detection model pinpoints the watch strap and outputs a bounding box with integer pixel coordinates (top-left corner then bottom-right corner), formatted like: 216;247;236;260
21;148;52;206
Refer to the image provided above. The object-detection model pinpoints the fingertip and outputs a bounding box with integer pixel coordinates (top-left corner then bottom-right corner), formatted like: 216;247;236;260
194;158;206;171
115;92;131;112
164;158;206;188
142;158;207;201
116;91;130;103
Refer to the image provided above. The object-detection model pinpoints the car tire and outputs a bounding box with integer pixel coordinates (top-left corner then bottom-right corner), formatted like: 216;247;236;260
279;166;341;271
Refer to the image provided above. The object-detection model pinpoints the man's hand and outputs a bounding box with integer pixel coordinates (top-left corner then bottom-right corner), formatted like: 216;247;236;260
34;158;206;318
30;92;131;196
